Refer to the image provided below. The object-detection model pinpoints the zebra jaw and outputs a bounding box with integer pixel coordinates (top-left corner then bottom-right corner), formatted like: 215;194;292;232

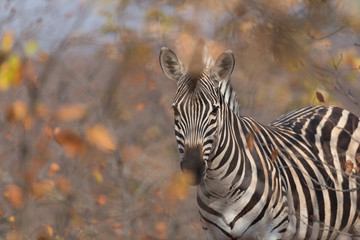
180;145;206;185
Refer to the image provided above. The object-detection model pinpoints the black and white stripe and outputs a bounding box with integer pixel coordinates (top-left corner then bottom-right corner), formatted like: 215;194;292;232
160;46;360;240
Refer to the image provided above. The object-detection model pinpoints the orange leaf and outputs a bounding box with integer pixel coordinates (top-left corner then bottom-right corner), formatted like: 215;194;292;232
53;128;87;157
46;225;53;236
48;163;60;176
6;101;32;129
165;172;192;205
6;101;27;123
5;230;22;240
136;103;146;111
85;124;116;152
31;180;54;199
96;194;107;205
1;31;14;52
155;221;167;239
55;104;87;122
4;184;23;209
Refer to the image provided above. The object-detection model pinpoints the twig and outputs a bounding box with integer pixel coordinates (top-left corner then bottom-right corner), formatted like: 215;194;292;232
310;26;345;40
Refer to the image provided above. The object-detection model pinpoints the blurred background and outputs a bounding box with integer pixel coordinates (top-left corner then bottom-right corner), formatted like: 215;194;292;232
0;0;360;239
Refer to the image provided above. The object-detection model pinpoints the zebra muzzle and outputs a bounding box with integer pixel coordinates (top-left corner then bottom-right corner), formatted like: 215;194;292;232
180;145;206;185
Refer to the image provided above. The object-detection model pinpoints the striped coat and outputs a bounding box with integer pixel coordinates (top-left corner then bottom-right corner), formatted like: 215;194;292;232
159;45;360;239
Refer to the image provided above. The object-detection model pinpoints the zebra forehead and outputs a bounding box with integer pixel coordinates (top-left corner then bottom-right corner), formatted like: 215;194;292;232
181;70;215;89
174;74;218;106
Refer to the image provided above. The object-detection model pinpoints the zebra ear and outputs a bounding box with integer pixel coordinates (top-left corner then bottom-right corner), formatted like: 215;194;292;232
211;50;235;82
159;47;184;81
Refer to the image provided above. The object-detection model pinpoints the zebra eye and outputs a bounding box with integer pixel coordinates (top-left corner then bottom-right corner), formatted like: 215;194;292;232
210;106;219;117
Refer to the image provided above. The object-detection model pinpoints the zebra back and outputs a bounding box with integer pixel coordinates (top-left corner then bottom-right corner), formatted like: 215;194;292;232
269;105;360;238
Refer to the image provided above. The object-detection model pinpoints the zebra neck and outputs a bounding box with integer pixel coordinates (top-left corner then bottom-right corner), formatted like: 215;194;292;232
218;80;240;117
203;106;250;197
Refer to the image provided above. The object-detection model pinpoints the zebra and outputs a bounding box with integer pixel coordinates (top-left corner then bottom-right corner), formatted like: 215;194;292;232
159;44;360;240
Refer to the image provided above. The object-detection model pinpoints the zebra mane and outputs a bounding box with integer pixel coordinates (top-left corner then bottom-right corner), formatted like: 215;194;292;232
218;80;240;117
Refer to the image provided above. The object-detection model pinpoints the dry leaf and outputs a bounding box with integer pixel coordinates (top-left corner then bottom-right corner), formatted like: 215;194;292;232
1;31;14;52
5;230;22;240
6;101;27;122
85;124;116;152
6;101;32;129
93;168;103;184
0;54;23;90
271;149;279;163
246;132;254;152
46;225;53;236
316;91;325;103
155;221;167;239
31;180;54;199
96;194;107;206
48;163;60;176
4;184;23;209
136;102;146;111
345;159;354;174
165;172;192;205
55;104;87;122
53;128;87;156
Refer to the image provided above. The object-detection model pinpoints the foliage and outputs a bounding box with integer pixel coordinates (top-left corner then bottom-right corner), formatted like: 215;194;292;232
0;0;359;239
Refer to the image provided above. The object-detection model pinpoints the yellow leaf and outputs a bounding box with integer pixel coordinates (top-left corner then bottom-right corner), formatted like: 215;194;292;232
0;54;22;91
93;168;103;183
24;40;38;57
55;104;87;122
8;215;15;223
85;124;116;152
1;31;14;52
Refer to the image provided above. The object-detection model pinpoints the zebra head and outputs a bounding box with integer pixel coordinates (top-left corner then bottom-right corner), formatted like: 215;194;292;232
159;46;235;185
